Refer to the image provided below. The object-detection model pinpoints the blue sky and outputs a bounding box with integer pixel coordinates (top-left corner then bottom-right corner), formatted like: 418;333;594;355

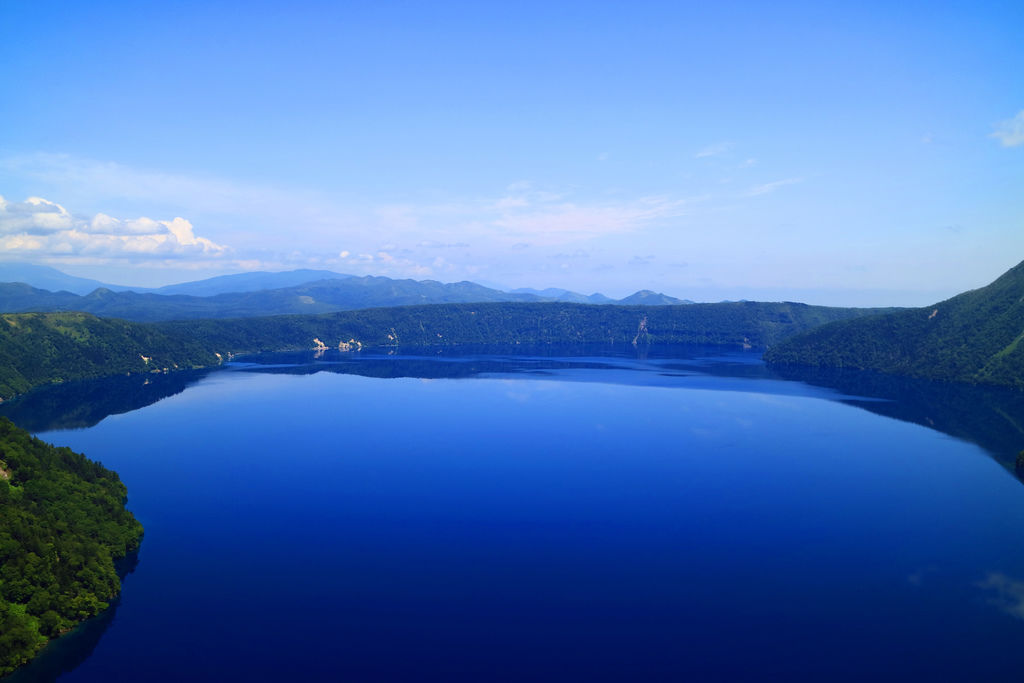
1;1;1022;305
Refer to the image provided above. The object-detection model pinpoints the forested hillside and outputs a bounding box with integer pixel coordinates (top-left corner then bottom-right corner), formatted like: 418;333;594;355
0;301;886;401
0;418;144;676
154;300;882;356
764;260;1024;387
0;312;218;400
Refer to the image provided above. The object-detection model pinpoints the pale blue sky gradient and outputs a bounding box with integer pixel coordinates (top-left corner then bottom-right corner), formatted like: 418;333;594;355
1;1;1022;304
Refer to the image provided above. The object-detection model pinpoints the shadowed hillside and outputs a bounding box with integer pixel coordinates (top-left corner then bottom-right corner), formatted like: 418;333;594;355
765;260;1024;387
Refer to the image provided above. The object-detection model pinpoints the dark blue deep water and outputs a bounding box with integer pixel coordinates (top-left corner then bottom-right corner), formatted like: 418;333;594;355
6;346;1024;681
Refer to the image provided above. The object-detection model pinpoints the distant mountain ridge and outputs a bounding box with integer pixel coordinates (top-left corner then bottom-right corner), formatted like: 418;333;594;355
765;259;1024;387
0;277;542;321
0;266;699;321
0;263;149;295
510;287;615;304
152;269;352;296
617;290;694;305
0;264;353;297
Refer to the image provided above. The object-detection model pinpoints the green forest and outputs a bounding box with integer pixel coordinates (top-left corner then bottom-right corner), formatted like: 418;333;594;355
0;417;144;676
0;301;885;400
156;300;882;350
0;312;218;400
765;259;1024;387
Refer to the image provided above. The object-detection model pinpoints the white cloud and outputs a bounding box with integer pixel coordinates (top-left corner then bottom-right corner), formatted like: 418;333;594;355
0;153;713;285
0;194;227;261
0;196;73;234
747;177;804;196
992;110;1024;147
0;152;347;239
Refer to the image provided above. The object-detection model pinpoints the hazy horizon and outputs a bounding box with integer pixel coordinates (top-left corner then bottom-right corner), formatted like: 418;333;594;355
0;259;995;308
1;2;1021;307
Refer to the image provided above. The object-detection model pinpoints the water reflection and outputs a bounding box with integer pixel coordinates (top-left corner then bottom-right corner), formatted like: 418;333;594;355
978;573;1024;620
4;345;1024;681
229;346;1024;476
3;343;1022;479
769;365;1024;474
0;369;213;432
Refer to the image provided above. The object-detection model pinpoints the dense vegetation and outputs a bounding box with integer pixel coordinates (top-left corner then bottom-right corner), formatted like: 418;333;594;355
0;418;143;676
154;300;882;354
764;259;1024;387
0;302;885;400
0;312;218;400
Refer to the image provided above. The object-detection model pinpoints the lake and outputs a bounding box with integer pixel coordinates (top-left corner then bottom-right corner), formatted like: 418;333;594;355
5;345;1024;681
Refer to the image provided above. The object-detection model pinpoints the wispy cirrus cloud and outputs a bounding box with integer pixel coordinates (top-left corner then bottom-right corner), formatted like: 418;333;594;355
992;110;1024;147
695;142;733;159
747;177;804;196
979;572;1024;620
491;195;690;243
363;181;698;249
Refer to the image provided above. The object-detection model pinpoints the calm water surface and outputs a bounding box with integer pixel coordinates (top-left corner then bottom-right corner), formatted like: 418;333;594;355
6;347;1024;681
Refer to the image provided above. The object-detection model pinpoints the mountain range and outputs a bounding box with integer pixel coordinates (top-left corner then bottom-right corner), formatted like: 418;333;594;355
0;264;358;296
4;259;1022;390
0;265;691;321
0;263;145;295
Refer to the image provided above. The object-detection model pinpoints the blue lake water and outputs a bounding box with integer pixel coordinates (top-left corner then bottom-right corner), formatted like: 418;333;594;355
6;346;1024;681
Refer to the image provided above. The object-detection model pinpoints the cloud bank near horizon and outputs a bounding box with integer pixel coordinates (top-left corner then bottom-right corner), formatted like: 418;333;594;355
0;154;707;285
0;129;1019;305
0;195;227;263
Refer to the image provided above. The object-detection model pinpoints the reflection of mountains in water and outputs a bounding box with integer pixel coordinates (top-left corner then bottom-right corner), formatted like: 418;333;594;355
0;369;213;432
231;345;645;380
768;365;1024;475
4;343;1023;480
